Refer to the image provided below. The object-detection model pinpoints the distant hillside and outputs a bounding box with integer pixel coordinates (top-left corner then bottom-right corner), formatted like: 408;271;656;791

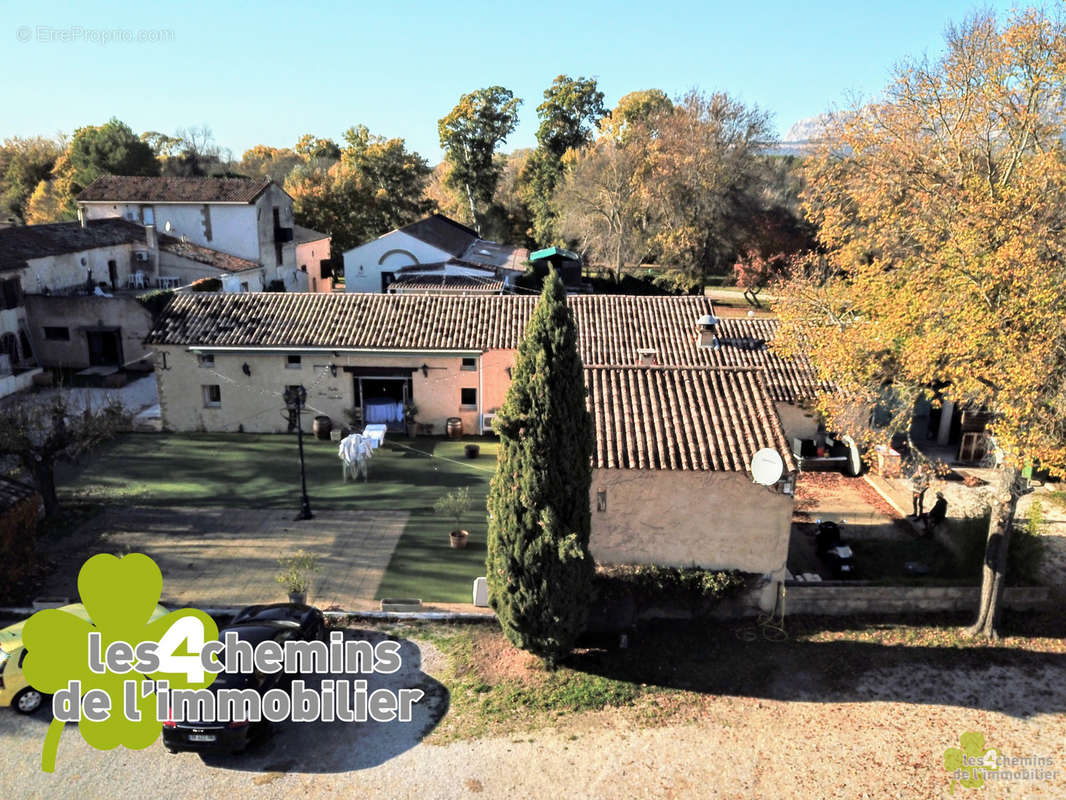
763;115;831;157
784;115;830;142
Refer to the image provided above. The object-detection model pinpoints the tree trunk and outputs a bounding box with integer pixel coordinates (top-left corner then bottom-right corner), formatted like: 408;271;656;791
966;468;1021;640
464;182;480;235
32;459;61;519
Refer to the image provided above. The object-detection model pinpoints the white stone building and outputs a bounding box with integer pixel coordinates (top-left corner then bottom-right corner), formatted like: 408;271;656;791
342;214;526;294
76;176;300;278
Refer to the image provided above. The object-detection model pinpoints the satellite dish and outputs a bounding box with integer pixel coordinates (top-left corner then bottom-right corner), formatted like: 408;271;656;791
750;448;784;486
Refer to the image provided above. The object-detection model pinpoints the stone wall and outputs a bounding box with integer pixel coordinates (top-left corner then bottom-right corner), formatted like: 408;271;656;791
589;469;794;576
785;583;1049;615
155;347;493;434
24;294;154;370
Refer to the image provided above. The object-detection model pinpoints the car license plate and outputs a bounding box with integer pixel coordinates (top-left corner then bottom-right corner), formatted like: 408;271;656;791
188;734;216;743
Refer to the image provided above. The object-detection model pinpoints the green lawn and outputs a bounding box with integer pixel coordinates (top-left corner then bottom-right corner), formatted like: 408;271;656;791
58;433;497;602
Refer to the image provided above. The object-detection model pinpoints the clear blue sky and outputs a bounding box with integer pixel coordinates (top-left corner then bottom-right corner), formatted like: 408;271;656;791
0;0;1024;163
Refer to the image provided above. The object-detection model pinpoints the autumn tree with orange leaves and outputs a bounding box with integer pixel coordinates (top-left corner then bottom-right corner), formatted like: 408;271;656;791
774;8;1066;639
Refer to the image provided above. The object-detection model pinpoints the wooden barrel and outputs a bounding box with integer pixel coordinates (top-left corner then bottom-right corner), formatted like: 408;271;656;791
312;415;332;440
446;417;463;439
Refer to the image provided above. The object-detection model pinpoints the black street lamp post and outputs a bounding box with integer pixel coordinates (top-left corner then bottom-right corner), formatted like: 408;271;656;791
283;385;314;521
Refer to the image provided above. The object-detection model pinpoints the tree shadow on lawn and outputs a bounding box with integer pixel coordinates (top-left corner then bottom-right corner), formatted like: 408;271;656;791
196;630;449;774
566;613;1066;718
58;434;490;511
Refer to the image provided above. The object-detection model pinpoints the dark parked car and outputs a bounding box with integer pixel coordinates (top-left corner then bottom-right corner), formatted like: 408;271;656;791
162;604;326;755
230;603;327;643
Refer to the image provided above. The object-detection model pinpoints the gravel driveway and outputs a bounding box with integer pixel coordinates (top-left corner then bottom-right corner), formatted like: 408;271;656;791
3;629;1063;799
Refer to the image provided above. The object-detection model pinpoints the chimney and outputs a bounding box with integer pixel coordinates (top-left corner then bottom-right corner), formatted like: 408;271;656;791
637;348;659;366
695;314;720;349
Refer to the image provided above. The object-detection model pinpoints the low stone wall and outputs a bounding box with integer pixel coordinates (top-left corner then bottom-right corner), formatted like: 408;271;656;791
785;583;1049;615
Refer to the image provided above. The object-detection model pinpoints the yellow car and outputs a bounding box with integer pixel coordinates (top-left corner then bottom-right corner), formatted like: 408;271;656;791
0;602;169;714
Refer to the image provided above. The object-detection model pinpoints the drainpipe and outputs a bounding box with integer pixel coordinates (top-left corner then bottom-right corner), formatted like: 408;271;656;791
477;354;483;433
145;224;160;286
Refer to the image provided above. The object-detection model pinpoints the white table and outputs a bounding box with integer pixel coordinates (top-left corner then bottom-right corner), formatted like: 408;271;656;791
362;424;387;450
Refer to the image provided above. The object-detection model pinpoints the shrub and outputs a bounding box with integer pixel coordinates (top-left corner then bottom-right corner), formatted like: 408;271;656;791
276;549;318;595
189;277;222;292
135;288;175;318
434;487;472;531
0;489;41;604
593;565;746;614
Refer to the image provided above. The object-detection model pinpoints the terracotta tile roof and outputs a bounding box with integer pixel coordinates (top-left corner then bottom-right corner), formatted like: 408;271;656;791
0;218;144;273
158;235;260;273
585;366;797;472
386;275;505;294
77;176;274;204
146;293;821;402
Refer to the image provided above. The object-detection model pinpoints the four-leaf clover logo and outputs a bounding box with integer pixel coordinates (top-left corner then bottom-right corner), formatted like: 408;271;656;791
943;731;999;794
21;553;218;773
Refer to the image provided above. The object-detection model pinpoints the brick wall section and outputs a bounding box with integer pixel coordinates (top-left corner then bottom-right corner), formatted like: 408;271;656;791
785;584;1050;615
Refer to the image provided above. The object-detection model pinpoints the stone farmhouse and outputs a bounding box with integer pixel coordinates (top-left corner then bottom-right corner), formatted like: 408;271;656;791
146;292;804;590
0;217;276;393
76;175;309;293
144;293;821;440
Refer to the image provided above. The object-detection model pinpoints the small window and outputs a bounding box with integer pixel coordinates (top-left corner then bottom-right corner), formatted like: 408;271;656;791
461;357;477;371
240;282;249;292
286;355;302;369
202;385;221;407
596;489;607;512
1;278;22;310
460;387;477;407
198;353;215;368
43;326;69;341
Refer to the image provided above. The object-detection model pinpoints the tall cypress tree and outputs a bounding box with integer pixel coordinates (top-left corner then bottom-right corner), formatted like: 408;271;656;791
486;268;594;666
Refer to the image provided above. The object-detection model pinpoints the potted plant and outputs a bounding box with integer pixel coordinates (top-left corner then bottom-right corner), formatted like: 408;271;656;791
276;549;318;604
403;402;419;438
434;486;472;549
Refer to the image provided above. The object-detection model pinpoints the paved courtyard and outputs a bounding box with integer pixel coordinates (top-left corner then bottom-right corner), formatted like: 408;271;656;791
40;506;409;609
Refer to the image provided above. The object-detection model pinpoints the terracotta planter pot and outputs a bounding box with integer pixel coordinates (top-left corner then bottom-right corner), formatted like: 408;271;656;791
449;530;469;549
312;415;332;440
